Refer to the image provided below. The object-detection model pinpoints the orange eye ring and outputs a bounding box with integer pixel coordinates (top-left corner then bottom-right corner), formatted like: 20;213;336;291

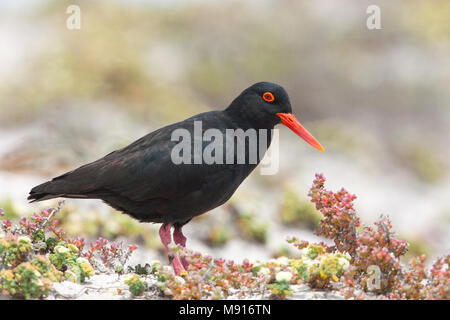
262;92;275;102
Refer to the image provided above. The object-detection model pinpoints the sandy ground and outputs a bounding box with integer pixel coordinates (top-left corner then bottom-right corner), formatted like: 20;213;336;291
46;274;345;300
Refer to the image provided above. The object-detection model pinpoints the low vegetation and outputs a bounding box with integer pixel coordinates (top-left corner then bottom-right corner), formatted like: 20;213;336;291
0;175;448;299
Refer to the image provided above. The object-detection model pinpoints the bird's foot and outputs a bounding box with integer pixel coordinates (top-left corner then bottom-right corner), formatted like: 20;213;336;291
173;226;189;269
160;222;188;276
171;255;186;276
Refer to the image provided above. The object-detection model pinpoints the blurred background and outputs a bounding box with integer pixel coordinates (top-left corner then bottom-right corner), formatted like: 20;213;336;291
0;0;449;266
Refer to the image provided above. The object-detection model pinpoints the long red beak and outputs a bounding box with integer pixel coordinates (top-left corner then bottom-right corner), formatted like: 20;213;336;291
276;113;325;152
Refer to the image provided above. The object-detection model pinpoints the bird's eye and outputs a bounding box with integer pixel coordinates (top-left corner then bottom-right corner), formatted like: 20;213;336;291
262;92;275;102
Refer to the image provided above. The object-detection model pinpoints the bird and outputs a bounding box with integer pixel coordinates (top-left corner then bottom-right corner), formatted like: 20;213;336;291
28;82;324;275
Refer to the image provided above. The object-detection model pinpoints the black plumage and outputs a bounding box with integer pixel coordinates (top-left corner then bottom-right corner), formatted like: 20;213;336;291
28;82;324;274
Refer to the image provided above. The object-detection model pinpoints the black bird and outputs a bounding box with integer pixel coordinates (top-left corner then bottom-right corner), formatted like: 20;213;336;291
28;82;324;275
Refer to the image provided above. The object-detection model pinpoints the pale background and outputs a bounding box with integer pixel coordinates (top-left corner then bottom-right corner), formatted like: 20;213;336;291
0;0;448;265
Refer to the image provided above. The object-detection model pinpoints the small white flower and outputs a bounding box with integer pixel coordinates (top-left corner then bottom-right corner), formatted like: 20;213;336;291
76;257;89;265
65;270;77;282
301;254;312;262
34;278;43;287
341;252;351;260
275;271;292;282
304;259;319;270
257;267;270;277
122;274;134;283
298;248;308;257
249;259;261;268
276;256;289;266
55;245;70;254
174;276;185;285
338;257;350;270
18;236;31;244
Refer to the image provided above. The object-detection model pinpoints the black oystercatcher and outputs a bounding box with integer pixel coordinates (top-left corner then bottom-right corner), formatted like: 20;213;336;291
28;82;324;275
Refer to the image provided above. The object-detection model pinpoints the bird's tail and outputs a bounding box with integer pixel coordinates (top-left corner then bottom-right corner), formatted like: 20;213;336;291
28;164;108;203
28;168;91;202
27;180;66;203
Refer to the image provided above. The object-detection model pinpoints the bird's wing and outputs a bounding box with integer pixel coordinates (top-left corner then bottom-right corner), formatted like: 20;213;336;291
44;114;237;202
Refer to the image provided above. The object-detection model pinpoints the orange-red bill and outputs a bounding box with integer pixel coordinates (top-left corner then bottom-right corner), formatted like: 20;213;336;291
276;113;325;152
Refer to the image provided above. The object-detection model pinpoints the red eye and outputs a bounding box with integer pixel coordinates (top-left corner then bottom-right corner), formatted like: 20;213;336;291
262;92;275;102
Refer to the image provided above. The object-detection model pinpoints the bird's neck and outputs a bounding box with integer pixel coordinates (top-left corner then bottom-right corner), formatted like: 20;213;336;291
224;101;276;131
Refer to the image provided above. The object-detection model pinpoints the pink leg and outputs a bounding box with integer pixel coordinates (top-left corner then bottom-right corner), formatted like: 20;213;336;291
173;226;189;269
158;223;185;276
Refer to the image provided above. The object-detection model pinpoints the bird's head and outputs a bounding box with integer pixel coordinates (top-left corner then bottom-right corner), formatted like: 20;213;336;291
227;82;325;152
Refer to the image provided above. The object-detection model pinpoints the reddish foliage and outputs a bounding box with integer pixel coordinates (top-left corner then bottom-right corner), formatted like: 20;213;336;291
308;173;360;255
308;173;449;299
